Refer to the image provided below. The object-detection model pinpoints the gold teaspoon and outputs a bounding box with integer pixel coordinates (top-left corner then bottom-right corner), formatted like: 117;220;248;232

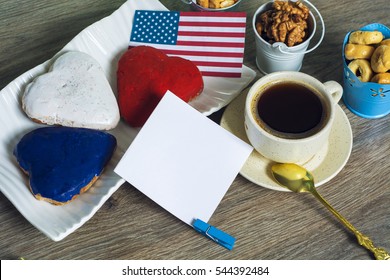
271;163;390;260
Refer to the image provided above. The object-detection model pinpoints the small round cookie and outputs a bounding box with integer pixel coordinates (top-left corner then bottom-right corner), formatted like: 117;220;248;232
380;38;390;47
348;59;374;82
371;73;390;84
349;31;383;45
344;43;375;60
370;45;390;73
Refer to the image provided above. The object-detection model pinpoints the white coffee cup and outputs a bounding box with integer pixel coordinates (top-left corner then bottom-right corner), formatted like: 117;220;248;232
244;71;343;164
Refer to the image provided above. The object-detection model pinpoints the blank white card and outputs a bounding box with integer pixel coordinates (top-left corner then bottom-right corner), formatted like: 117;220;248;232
114;91;253;225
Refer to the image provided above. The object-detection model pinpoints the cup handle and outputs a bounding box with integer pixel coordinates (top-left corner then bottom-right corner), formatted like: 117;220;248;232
324;81;343;104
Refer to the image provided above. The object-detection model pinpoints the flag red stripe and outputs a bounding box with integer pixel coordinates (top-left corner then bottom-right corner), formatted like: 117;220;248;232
179;21;246;28
162;49;244;58
176;40;245;48
192;61;243;68
178;31;245;38
200;71;242;78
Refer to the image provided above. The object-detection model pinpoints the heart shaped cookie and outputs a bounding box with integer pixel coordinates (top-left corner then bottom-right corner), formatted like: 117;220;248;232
117;46;203;127
22;51;120;130
13;127;117;205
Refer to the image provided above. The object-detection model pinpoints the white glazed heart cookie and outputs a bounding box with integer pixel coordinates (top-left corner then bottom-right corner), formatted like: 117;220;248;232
22;51;120;130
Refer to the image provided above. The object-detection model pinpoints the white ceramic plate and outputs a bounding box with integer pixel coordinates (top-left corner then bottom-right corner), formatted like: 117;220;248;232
220;89;353;191
0;0;255;241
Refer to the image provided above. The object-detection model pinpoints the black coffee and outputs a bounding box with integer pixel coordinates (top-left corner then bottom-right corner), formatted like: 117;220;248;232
254;82;327;138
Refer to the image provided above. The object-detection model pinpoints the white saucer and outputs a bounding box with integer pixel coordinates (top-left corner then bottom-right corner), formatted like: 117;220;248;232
220;89;353;191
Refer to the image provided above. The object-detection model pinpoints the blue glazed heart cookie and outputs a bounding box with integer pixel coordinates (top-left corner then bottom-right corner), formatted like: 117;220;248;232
13;127;117;205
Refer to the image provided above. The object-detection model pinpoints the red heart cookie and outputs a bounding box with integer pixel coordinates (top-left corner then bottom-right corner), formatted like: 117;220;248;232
117;46;203;127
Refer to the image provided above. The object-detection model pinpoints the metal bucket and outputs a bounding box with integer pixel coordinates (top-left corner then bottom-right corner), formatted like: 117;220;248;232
342;23;390;119
252;0;325;74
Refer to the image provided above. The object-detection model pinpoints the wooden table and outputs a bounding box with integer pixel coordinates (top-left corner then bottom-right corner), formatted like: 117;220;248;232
0;0;389;260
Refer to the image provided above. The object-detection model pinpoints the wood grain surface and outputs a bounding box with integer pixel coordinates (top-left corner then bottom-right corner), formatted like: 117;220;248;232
0;0;389;260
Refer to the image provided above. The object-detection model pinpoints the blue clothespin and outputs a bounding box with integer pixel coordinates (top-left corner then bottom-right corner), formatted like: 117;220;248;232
192;219;235;250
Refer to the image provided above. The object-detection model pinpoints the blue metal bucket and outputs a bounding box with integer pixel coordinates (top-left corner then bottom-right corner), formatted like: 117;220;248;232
342;23;390;119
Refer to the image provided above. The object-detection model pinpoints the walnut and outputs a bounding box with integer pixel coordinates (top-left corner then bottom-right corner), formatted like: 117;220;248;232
256;0;310;47
288;25;305;47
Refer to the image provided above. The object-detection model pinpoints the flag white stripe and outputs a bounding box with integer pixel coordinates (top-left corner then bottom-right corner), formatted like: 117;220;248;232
128;42;243;54
178;26;246;33
197;66;243;73
180;16;246;23
172;55;243;63
177;36;245;43
144;44;244;53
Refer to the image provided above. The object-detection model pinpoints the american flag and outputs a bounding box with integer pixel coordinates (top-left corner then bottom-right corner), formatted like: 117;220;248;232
129;10;247;78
